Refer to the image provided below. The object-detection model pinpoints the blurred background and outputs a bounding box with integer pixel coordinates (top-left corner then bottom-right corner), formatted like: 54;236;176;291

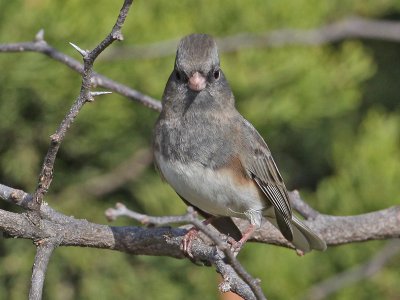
1;0;400;299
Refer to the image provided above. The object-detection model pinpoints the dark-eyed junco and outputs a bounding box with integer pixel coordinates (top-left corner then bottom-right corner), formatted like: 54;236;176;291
153;33;326;254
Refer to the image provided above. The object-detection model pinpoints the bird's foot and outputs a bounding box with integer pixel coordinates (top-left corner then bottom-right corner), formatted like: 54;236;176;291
227;239;243;256
181;217;216;258
227;224;256;255
181;226;199;258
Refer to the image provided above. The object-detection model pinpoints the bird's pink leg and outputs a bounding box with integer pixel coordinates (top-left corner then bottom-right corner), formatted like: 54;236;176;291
230;224;256;254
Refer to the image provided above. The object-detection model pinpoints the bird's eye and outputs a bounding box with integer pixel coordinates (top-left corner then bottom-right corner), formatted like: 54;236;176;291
213;69;220;80
175;71;181;81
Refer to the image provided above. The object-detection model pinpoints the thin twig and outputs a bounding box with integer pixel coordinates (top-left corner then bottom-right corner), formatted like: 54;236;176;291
189;214;266;300
0;183;35;208
29;240;57;300
0;36;161;111
31;0;135;209
105;202;190;223
106;204;266;300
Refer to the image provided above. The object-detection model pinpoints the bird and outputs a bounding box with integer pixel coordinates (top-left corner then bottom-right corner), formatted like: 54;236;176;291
152;33;327;255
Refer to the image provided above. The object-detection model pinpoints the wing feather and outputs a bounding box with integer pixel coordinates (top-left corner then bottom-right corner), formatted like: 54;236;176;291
241;119;294;241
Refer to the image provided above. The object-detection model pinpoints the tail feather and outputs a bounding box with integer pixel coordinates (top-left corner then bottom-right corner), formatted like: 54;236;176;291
266;214;327;253
291;215;327;252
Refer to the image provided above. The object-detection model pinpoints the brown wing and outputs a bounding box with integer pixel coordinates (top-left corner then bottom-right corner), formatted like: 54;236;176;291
241;119;293;241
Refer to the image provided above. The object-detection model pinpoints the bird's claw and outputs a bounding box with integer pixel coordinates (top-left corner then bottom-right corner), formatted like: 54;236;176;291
181;227;199;258
227;238;243;256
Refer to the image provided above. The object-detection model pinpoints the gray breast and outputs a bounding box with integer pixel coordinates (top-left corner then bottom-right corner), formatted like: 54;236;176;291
155;113;234;169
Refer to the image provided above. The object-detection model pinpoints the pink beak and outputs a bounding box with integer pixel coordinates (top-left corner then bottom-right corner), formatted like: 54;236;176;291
188;72;206;92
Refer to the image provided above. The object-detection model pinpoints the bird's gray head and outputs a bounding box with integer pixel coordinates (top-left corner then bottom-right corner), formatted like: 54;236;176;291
174;34;221;92
160;33;234;114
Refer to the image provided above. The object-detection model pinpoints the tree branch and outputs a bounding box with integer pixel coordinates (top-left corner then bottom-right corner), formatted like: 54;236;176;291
98;16;400;60
0;197;260;298
1;182;400;299
3;16;400;109
106;204;266;299
1;183;399;250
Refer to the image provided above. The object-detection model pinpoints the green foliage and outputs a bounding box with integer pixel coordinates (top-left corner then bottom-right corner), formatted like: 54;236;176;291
1;0;400;299
317;110;400;214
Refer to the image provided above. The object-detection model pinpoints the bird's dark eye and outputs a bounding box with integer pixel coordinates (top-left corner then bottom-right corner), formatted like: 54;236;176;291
175;71;181;81
213;69;220;80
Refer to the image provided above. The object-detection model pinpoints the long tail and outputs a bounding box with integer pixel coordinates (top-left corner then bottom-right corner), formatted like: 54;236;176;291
290;215;326;252
266;214;327;253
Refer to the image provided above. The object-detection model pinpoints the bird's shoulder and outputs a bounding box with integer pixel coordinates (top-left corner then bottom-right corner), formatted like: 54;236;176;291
233;115;272;159
232;115;286;188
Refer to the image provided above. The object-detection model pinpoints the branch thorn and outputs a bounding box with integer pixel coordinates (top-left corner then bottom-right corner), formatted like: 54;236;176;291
90;91;112;97
35;29;45;42
69;42;88;57
112;31;124;41
50;133;60;144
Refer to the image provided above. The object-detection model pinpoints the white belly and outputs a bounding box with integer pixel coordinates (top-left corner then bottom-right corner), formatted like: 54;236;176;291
156;155;265;224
